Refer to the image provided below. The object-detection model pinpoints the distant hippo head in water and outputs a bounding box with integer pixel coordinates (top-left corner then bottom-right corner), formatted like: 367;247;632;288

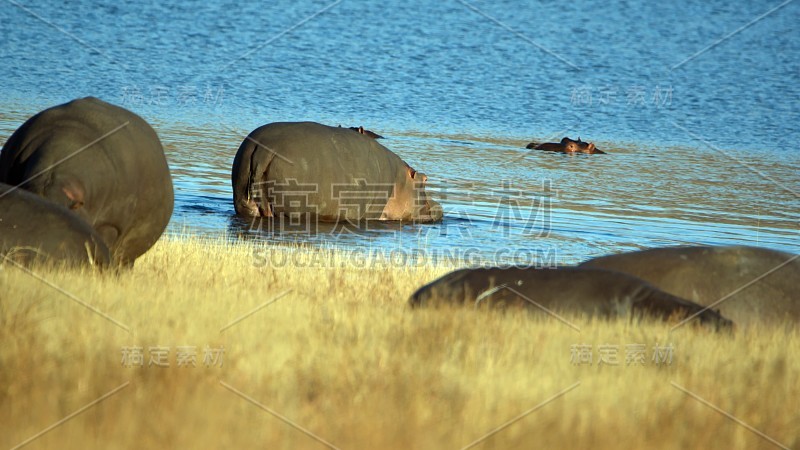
350;126;384;139
337;125;384;139
526;136;605;154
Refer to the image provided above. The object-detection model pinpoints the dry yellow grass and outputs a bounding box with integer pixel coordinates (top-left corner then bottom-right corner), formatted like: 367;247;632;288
1;237;798;449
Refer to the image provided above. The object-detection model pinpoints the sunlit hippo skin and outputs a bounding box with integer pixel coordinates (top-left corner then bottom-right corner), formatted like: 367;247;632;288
232;122;442;222
409;266;733;331
0;183;110;267
0;97;174;266
579;246;800;327
526;137;605;154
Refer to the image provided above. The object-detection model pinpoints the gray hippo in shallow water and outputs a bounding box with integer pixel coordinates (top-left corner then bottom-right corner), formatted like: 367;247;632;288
409;266;733;331
0;97;174;266
579;246;799;326
526;137;605;154
232;121;442;222
0;183;110;267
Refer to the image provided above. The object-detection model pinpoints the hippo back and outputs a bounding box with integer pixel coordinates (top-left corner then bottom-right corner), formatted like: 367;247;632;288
0;183;110;267
233;121;436;221
409;266;732;330
0;97;174;265
579;246;799;326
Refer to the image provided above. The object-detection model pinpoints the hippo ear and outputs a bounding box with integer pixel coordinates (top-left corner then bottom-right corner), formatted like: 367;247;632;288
407;166;417;179
358;126;365;134
62;182;85;210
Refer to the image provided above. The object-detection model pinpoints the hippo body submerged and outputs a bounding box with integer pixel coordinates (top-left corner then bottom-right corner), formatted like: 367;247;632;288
526;137;605;154
0;183;110;267
0;97;174;265
579;246;799;326
409;266;732;330
232;122;442;222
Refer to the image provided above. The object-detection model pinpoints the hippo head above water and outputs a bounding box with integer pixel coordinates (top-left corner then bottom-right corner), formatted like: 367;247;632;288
386;164;443;222
351;126;384;139
526;136;606;154
337;125;384;139
561;137;599;154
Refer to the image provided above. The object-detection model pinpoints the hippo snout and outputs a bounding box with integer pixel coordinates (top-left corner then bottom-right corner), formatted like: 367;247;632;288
417;199;443;223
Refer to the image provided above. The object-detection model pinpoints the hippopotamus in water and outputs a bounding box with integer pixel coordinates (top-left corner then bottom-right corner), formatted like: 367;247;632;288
336;125;384;139
0;183;110;267
349;126;384;139
579;246;799;327
409;266;733;331
0;97;174;266
526;137;605;154
232;122;442;223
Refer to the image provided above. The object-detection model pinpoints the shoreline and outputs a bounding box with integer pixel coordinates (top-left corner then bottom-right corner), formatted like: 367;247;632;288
2;236;798;449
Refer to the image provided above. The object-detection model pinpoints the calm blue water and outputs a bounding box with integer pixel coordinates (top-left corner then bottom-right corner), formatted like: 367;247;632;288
2;0;798;264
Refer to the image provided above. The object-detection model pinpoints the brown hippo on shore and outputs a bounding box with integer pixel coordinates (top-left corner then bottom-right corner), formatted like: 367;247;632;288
409;266;733;331
0;97;174;266
0;183;110;267
232;122;442;222
579;246;799;326
526;137;605;154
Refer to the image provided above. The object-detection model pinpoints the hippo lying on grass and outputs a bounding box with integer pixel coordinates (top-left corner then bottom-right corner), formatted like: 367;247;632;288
409;266;733;331
232;122;442;222
579;246;799;326
526;137;605;154
0;97;174;266
0;183;110;267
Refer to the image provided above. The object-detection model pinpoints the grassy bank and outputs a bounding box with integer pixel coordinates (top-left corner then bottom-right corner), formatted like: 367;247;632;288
1;237;798;449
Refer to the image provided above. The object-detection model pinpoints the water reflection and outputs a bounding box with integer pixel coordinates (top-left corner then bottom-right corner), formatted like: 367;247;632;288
1;105;797;266
0;106;797;265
